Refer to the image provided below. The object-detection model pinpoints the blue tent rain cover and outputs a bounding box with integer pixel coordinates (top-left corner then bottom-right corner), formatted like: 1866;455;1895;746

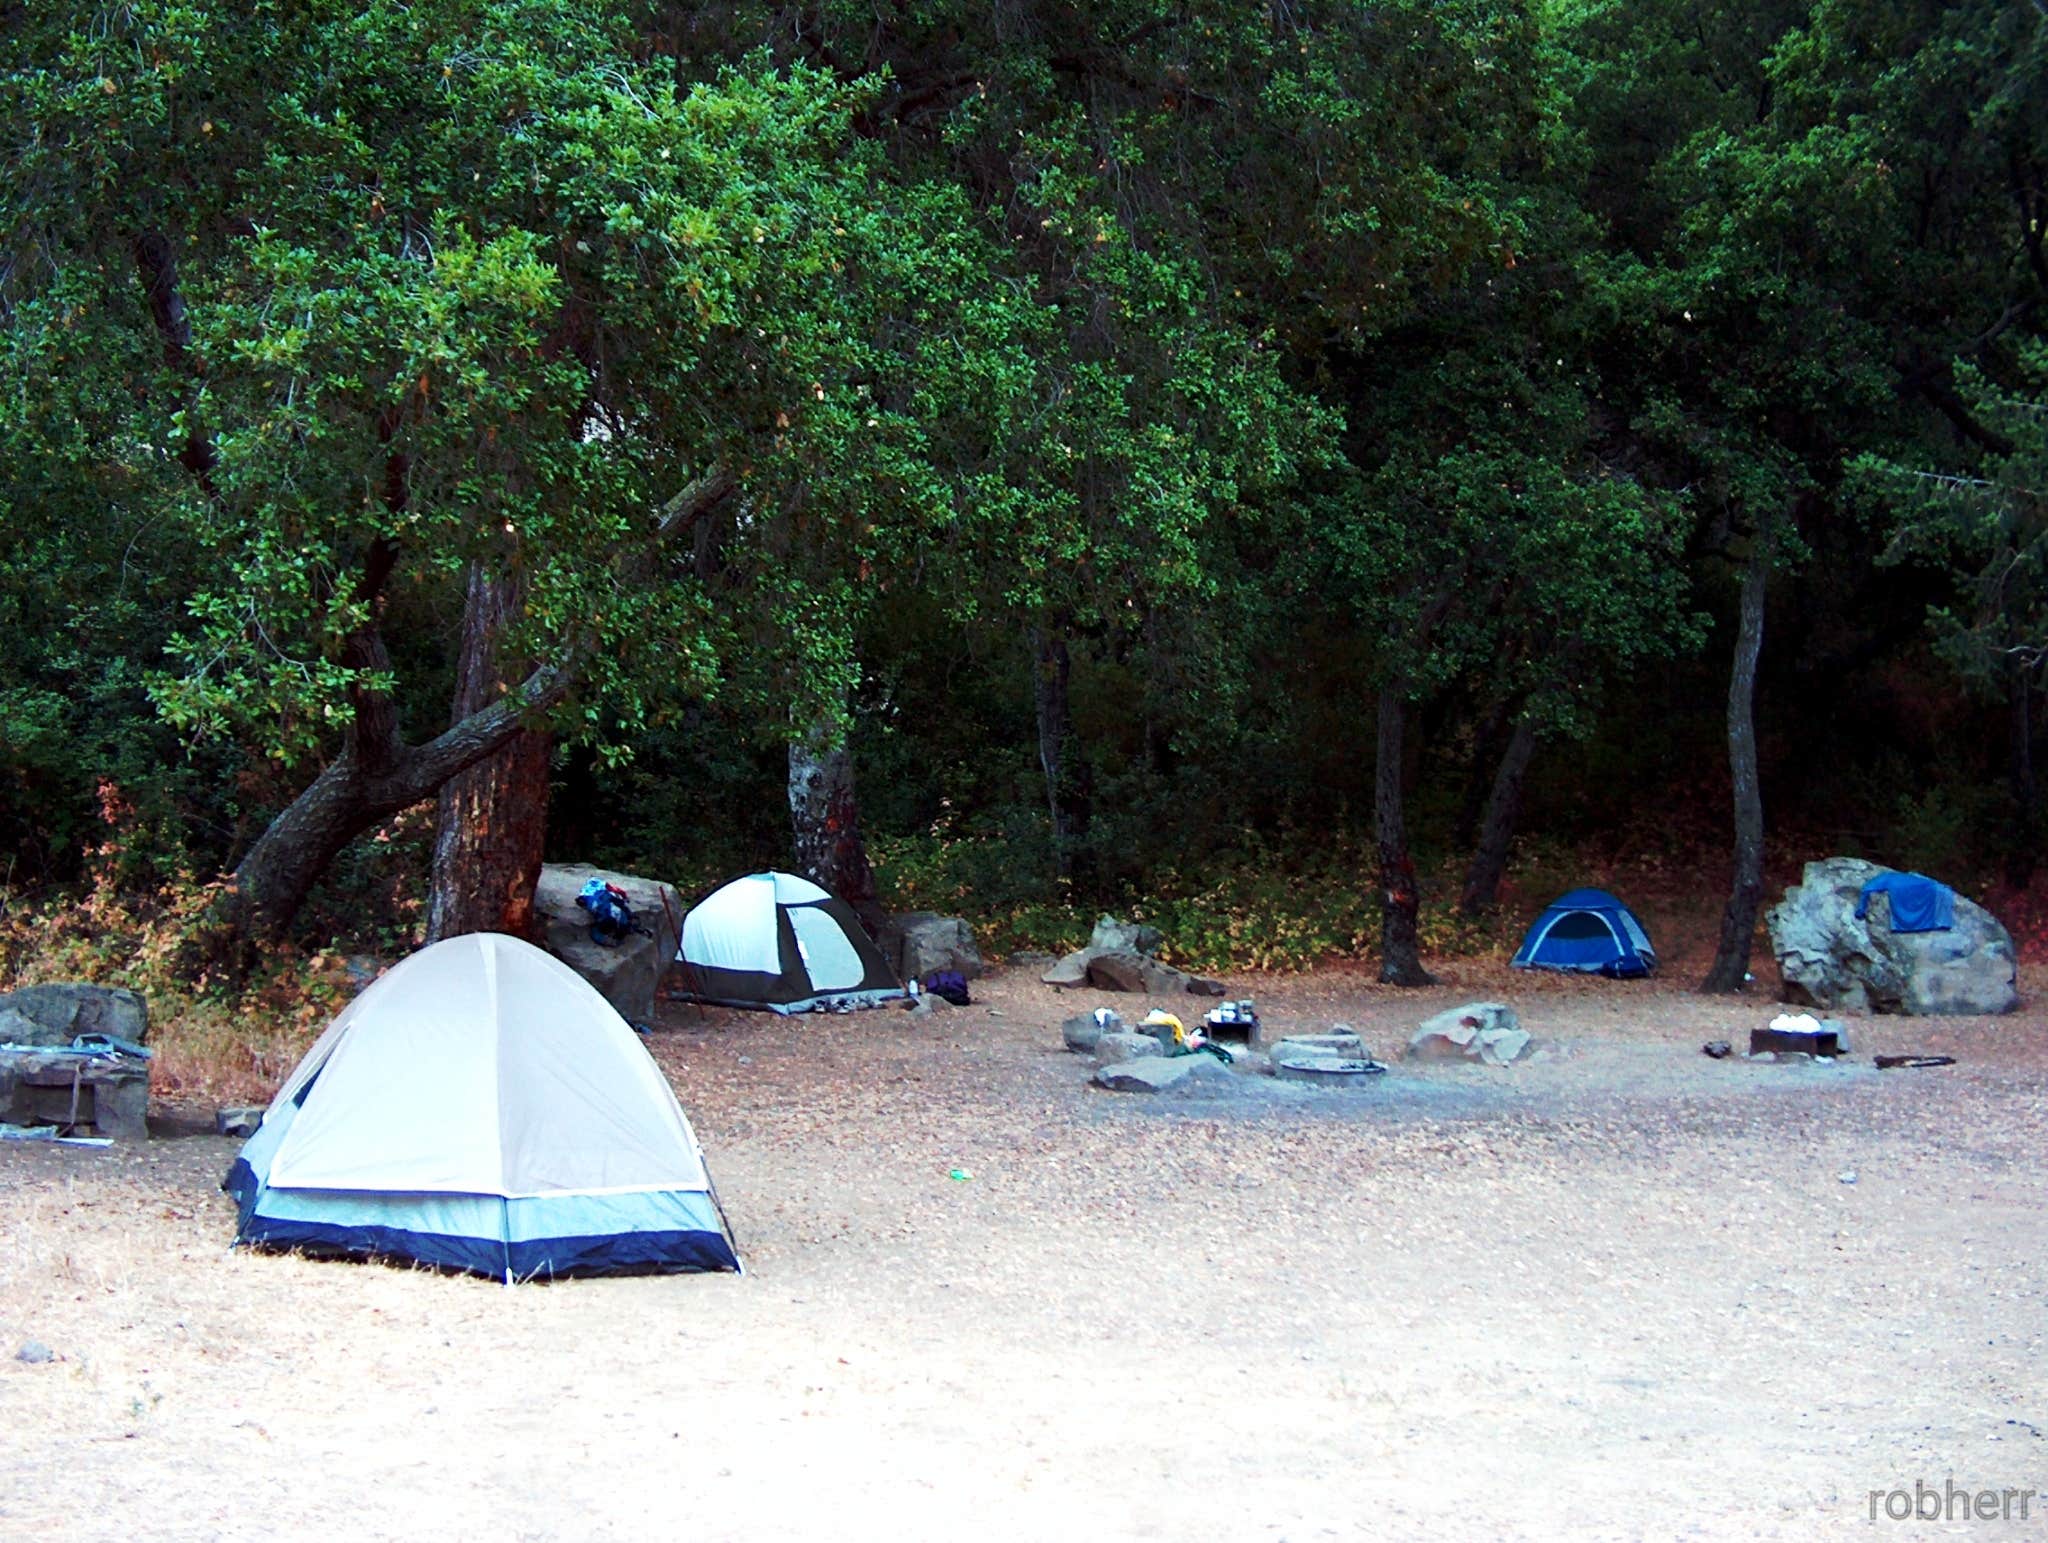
1510;889;1657;977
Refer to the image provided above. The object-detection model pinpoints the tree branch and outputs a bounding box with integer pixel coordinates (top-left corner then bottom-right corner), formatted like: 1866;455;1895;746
655;465;738;540
132;228;221;488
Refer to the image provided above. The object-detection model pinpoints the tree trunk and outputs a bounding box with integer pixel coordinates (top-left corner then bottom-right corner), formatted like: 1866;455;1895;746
1456;693;1516;851
132;229;219;490
2007;656;2037;889
1459;712;1540;915
213;469;734;952
1375;682;1436;986
1031;625;1091;880
426;564;552;943
225;659;576;943
1700;540;1769;993
789;710;888;938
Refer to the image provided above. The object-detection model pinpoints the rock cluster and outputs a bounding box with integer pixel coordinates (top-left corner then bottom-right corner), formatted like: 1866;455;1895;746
1405;1003;1532;1066
1040;916;1227;997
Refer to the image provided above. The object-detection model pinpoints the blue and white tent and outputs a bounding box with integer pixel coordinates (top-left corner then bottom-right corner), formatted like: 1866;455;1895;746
1510;888;1657;977
675;871;906;1013
224;932;739;1281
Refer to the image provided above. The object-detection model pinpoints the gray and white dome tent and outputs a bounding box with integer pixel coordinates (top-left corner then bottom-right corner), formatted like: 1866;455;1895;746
674;871;907;1013
224;932;739;1280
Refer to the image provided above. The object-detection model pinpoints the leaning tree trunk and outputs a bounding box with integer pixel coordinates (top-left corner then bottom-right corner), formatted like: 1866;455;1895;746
2007;655;2038;889
1031;624;1092;882
426;564;551;943
1701;540;1770;993
215;472;733;954
789;711;888;938
225;664;575;946
1376;682;1436;986
1459;712;1541;915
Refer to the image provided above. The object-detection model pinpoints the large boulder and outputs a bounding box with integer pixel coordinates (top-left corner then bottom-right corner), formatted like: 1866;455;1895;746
1086;951;1193;995
1090;915;1165;956
534;863;684;1027
0;984;149;1047
1766;857;2017;1016
894;913;984;982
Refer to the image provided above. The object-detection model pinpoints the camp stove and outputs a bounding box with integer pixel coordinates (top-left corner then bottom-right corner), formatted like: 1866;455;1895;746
1201;999;1260;1047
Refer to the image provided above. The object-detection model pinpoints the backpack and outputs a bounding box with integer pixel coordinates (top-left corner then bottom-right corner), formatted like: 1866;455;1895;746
923;970;971;1006
575;878;640;948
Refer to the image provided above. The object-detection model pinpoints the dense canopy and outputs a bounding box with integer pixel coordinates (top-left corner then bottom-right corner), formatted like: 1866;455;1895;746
3;0;2045;989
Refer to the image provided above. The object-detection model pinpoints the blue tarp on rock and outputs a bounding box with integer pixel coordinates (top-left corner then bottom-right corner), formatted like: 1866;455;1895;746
1854;871;1956;934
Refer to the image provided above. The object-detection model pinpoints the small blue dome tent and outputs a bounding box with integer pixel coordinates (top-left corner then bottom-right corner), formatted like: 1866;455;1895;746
1511;889;1657;977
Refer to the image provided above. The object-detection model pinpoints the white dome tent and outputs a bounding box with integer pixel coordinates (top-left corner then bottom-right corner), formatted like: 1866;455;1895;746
224;932;739;1280
675;871;906;1013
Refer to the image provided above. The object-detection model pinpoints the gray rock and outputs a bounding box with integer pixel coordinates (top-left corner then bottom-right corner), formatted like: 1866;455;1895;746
1766;857;2017;1016
895;913;985;982
1090;915;1164;957
1041;949;1096;987
1094;1031;1165;1067
1062;1009;1121;1053
0;984;149;1047
907;994;950;1019
1407;1002;1523;1062
15;1341;53;1365
1086;951;1192;995
1183;975;1228;997
1009;950;1057;970
534;863;685;1027
1473;1027;1532;1066
1271;1050;1389;1085
1269;1031;1369;1062
216;1105;265;1138
1093;1054;1236;1095
1227;1050;1271;1077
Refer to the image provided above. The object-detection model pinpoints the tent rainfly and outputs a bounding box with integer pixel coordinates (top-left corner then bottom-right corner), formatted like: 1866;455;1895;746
1510;888;1657;978
674;871;905;1013
224;932;740;1280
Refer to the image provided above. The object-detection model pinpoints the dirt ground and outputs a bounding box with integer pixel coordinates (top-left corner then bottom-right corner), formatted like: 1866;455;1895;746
3;958;2045;1541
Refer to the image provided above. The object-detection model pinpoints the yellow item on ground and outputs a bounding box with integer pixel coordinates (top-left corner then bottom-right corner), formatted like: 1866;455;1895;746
1140;1009;1187;1045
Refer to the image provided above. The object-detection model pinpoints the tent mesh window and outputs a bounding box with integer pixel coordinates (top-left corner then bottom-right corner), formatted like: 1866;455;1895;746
1543;912;1618;941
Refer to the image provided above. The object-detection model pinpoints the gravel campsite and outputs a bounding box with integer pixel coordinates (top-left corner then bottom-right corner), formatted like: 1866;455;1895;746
5;952;2044;1542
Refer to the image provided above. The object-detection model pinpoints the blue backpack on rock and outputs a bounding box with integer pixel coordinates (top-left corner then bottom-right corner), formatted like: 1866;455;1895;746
575;878;641;948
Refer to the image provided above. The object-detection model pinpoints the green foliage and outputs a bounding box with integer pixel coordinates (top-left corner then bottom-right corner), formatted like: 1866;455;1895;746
5;0;2048;993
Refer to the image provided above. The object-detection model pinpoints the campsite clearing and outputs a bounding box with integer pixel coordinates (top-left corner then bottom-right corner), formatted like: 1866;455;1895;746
3;961;2045;1541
